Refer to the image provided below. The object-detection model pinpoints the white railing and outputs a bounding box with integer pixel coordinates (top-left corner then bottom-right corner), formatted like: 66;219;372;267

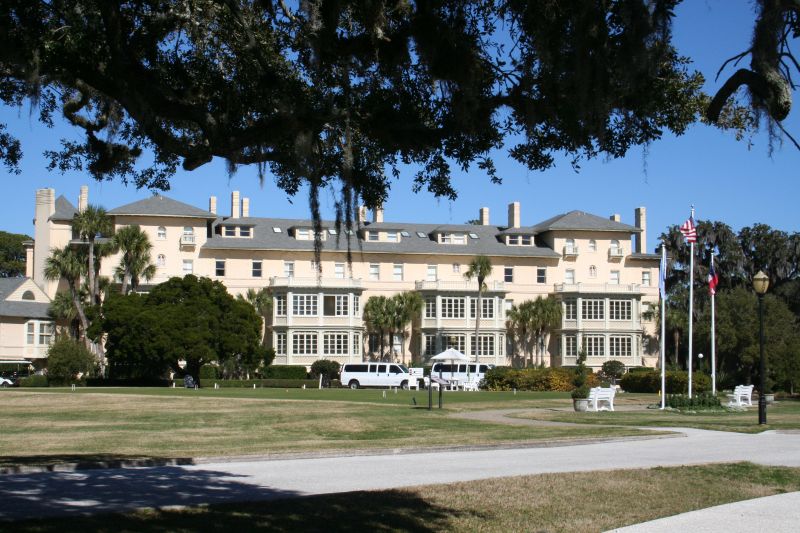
269;276;363;289
608;248;625;258
414;280;506;292
563;245;579;256
180;234;196;245
554;283;642;294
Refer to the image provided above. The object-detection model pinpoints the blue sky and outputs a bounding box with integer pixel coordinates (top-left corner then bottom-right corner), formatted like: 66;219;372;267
2;0;798;251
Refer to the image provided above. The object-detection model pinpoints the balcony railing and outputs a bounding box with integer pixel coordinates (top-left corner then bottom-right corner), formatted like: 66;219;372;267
554;282;642;294
414;280;506;292
563;245;579;257
269;276;363;289
180;234;196;246
608;248;625;260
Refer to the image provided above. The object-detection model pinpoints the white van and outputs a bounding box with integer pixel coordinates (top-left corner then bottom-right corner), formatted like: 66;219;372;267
430;363;494;385
340;363;413;390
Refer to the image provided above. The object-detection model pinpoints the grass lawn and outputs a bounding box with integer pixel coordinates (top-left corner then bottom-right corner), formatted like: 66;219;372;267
8;462;800;532
0;389;657;468
514;399;800;433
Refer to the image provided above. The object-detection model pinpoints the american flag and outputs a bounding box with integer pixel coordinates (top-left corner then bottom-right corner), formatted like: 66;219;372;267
708;256;719;295
680;216;697;243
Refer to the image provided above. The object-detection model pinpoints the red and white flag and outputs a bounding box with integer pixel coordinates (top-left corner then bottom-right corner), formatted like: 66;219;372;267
680;216;697;243
708;257;719;295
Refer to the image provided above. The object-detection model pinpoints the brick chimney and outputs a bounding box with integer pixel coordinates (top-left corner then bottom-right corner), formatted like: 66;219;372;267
507;202;520;228
634;207;647;254
357;205;367;224
231;191;240;218
33;188;56;292
373;206;384;223
479;207;490;225
78;185;88;213
209;196;217;215
242;197;250;218
610;214;621;222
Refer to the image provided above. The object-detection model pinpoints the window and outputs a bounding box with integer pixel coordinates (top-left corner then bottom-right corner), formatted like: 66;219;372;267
284;261;295;278
582;299;605;320
323;295;349;316
424;296;437;318
589;265;597;278
275;295;286;316
610;270;620;285
240;226;251;237
215;260;225;277
252;260;262;278
157;226;166;240
610;336;632;357
642;271;651;286
182;259;193;274
27;321;53;345
334;263;345;279
508;235;520;245
537;268;546;284
323;333;349;355
386;231;398;242
392;263;403;281
589;239;597;252
505;299;514;314
292;332;317;355
353;295;360;316
504;266;514;283
444;335;466;353
276;333;286;355
564;335;577;357
416;231;428;238
565;269;575;284
441;297;465;318
401;231;410;237
470;335;495;357
293;294;318;316
452;263;461;274
469;232;479;239
353;334;361;355
499;334;505;356
26;322;34;344
157;254;166;268
610;239;621;254
470;298;494;319
22;290;35;300
368;231;379;241
272;227;282;233
441;233;466;244
521;235;532;245
424;335;438;356
296;228;310;240
224;226;236;237
369;263;380;280
565;238;576;253
564;299;577;320
583;335;604;357
368;333;381;354
610;300;632;321
427;264;437;281
183;226;194;241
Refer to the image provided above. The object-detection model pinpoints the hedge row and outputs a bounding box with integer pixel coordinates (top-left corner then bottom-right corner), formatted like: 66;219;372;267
483;367;599;392
173;378;323;388
18;375;49;387
262;365;309;379
620;370;711;394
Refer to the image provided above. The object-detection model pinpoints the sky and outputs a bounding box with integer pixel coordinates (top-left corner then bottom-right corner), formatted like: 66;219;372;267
2;0;799;252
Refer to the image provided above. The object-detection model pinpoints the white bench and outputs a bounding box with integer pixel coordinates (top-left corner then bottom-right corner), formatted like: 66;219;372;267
587;386;616;411
461;380;480;392
727;385;754;407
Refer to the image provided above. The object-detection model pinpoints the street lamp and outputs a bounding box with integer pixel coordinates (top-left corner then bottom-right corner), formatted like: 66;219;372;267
753;271;769;425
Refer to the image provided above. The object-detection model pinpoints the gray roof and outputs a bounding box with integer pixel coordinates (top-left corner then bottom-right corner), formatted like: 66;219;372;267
203;218;561;258
497;227;537;236
628;253;661;261
532;211;640;233
49;196;78;222
0;278;51;319
108;195;217;219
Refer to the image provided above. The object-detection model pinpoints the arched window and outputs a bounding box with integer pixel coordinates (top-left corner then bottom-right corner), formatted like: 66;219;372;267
589;239;597;252
157;226;166;240
157;254;166;267
589;265;597;278
183;226;193;236
21;290;35;300
610;239;620;253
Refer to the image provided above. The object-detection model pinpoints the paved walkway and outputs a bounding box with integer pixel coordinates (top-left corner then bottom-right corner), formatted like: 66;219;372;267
1;422;799;523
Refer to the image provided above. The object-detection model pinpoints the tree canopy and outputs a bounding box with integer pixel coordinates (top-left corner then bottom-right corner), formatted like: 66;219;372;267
4;1;773;233
0;230;30;278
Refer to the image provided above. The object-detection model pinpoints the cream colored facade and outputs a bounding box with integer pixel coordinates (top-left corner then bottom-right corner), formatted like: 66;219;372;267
0;278;54;364
26;186;661;370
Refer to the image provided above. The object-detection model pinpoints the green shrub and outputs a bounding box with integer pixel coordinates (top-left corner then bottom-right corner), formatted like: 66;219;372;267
571;386;590;400
600;360;626;383
85;377;173;387
483;366;596;392
310;359;341;381
199;364;219;380
620;370;712;394
666;392;722;410
19;375;49;387
46;336;94;383
174;378;319;388
262;365;308;379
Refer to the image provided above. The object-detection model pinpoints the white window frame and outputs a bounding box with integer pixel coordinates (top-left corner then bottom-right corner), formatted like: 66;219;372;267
157;226;166;240
424;335;438;356
564;299;577;320
369;263;380;280
470;298;494;319
610;270;620;285
441;297;465;318
334;262;345;279
583;335;604;357
323;332;349;355
582;299;605;320
642;271;651;286
536;268;546;284
292;332;318;355
224;226;236;237
157;254;166;268
565;269;575;284
424;296;437;319
452;263;461;274
284;261;295;278
386;231;398;242
504;266;514;283
589;239;597;252
276;332;287;355
589;265;597;278
275;295;287;316
564;335;577;357
292;294;318;316
470;334;495;357
444;335;466;353
392;263;403;281
609;300;632;321
182;259;193;275
426;264;437;281
610;336;632;357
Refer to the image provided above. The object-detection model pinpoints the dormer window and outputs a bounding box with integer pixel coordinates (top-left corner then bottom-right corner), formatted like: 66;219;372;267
508;235;519;245
22;290;35;300
224;226;236;237
507;234;533;246
367;230;379;241
386;231;398;242
240;226;251;237
521;235;532;245
441;233;466;244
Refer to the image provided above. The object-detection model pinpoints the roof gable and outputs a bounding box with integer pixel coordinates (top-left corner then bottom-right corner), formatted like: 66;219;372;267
531;210;640;233
49;195;78;222
108;195;216;219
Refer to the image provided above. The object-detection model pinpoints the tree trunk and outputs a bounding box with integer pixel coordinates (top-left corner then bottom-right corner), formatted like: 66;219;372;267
672;330;680;367
70;285;90;350
474;283;483;366
121;271;130;295
88;239;96;305
379;328;385;361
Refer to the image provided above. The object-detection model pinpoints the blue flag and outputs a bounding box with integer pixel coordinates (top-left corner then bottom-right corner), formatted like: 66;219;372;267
659;246;667;300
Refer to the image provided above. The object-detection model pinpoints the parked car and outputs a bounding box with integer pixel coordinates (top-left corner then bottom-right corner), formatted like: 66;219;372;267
0;375;16;387
340;363;413;389
430;363;494;385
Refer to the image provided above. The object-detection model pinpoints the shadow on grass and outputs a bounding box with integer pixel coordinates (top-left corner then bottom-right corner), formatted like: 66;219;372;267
5;484;474;532
0;454;194;472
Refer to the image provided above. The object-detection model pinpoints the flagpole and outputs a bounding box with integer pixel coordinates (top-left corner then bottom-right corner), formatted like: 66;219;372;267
688;206;694;399
711;254;716;395
660;244;667;410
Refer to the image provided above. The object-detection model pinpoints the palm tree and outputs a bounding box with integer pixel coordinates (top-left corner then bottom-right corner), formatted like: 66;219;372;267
506;301;536;367
112;225;156;294
532;296;562;367
72;205;114;305
48;290;80;339
464;255;492;364
363;295;391;360
44;245;90;347
392;291;423;365
237;288;273;345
